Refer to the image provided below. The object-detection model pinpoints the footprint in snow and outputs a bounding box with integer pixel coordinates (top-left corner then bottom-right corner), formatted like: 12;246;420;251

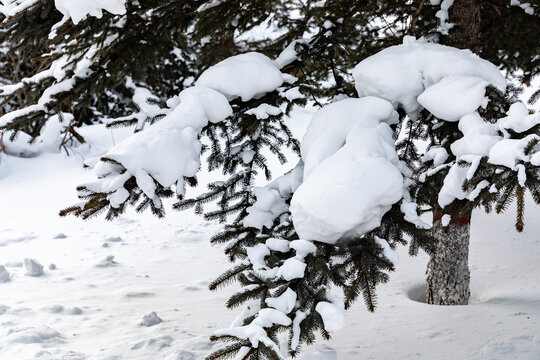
182;284;201;291
104;236;123;243
9;307;33;315
4;261;22;268
481;339;516;355
42;305;64;313
42;305;83;315
126;292;155;298
168;350;196;360
67;307;83;315
0;234;37;247
296;345;337;360
131;335;173;350
34;350;85;360
8;326;63;344
95;255;117;268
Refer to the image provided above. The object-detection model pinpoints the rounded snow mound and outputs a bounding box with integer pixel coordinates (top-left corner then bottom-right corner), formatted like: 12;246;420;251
196;52;286;101
290;97;403;244
352;36;506;117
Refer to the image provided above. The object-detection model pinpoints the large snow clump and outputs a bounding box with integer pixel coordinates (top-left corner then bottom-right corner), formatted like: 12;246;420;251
353;36;506;119
290;97;403;244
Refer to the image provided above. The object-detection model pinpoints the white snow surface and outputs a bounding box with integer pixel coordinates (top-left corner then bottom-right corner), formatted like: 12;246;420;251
0;119;539;359
438;164;471;207
437;100;540;207
316;292;345;333
290;97;403;243
432;0;455;35
277;257;307;281
85;52;297;211
436;111;503;207
374;236;399;266
353;40;540;209
422;146;448;166
245;103;282;120
488;135;538;170
274;40;304;69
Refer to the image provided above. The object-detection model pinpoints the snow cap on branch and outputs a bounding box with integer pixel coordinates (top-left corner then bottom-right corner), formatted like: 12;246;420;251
81;51;293;212
352;37;506;118
196;52;293;101
103;86;231;189
290;97;403;244
54;0;127;25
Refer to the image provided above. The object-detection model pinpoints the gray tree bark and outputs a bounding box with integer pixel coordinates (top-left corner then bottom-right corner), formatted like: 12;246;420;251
426;211;471;305
445;0;482;53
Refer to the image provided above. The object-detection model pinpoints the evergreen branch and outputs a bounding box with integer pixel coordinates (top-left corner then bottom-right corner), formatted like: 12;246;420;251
515;185;525;232
344;269;361;310
210;263;252;291
496;182;516;213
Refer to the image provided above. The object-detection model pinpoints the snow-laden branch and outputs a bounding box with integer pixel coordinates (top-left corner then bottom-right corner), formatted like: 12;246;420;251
82;51;295;210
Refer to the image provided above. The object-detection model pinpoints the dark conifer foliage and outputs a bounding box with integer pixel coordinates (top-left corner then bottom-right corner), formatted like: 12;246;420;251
0;0;199;137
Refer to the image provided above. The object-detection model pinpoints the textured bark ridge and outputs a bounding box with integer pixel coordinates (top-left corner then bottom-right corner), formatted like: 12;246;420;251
446;0;482;53
426;213;471;305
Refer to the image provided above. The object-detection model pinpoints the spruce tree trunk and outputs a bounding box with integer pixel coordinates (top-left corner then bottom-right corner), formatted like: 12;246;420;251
445;0;482;53
424;0;481;306
426;209;471;305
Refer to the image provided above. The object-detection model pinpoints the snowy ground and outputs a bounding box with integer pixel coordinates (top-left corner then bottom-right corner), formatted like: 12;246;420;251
0;114;539;360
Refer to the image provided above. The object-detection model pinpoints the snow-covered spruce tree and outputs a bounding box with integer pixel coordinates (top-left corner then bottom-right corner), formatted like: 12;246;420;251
62;37;540;358
59;51;434;359
2;0;539;359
